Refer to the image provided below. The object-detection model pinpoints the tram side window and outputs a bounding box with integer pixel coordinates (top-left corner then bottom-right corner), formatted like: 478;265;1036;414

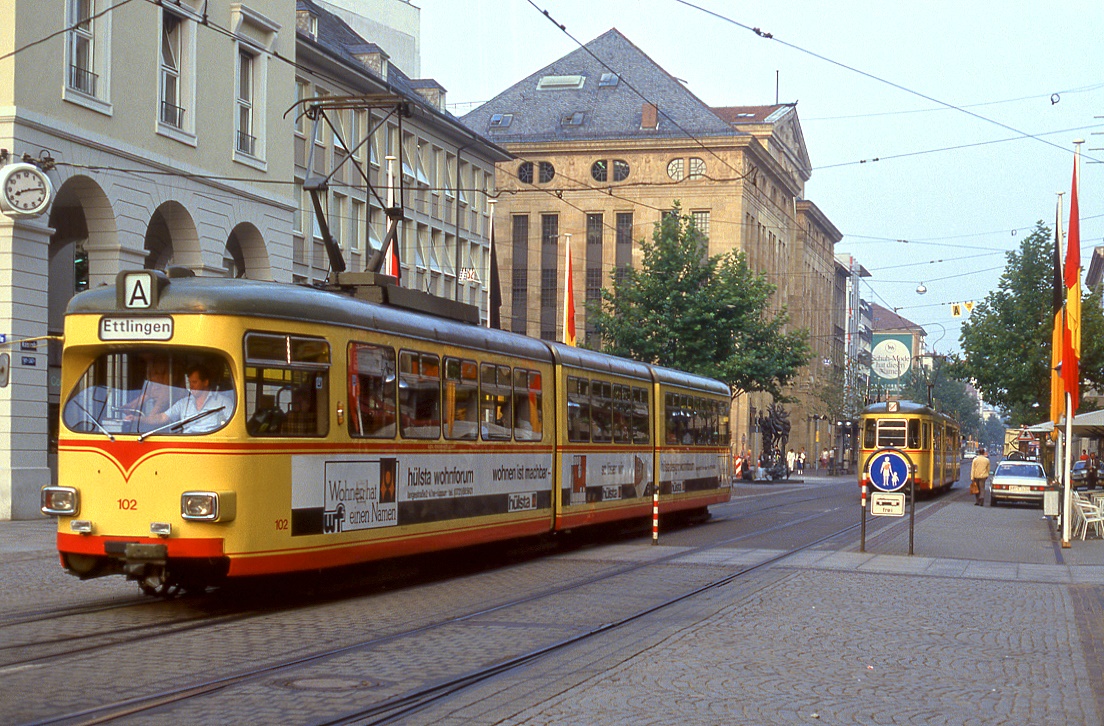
923;423;931;449
480;363;512;440
444;357;478;441
694;396;709;444
863;419;876;449
348;342;396;438
592;380;613;443
611;384;631;444
664;392;681;444
908;419;920;449
400;351;441;439
244;333;329;437
718;400;731;444
631;386;650;445
567;376;590;442
876;419;907;448
512;369;543;441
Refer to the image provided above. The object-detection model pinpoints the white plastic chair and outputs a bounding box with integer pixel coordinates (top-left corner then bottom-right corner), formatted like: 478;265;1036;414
1074;496;1104;540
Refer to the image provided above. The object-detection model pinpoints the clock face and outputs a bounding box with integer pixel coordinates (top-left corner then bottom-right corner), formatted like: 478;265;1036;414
4;168;49;212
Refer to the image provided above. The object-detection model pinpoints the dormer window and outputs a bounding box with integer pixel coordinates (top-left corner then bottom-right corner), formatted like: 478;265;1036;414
561;111;584;127
489;113;513;128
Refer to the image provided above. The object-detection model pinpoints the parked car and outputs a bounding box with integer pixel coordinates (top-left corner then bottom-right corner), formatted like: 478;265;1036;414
990;460;1049;507
1071;459;1101;489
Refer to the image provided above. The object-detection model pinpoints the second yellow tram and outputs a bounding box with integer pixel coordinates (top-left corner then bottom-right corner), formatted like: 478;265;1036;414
858;400;961;492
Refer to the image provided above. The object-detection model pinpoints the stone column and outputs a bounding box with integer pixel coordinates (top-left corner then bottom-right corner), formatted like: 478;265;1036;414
0;213;54;519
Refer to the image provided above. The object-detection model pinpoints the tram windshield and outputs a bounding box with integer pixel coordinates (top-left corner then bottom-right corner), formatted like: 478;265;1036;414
62;349;236;437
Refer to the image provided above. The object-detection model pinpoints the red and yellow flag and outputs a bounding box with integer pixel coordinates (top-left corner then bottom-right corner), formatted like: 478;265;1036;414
1063;147;1082;410
1050;197;1065;428
563;233;576;347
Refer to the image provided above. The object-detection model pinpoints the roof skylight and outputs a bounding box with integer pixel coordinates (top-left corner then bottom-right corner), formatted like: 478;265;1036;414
537;75;586;90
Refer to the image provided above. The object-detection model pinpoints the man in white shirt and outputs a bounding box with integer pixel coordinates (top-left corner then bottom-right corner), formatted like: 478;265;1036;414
141;363;231;434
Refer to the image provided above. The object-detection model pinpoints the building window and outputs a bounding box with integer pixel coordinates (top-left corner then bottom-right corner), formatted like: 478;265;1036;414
541;268;557;310
518;161;555;184
160;10;185;128
691;211;711;238
295;80;309;134
236;50;256;156
586;213;603;247
615;213;633;249
667;158;685;181
585;268;602;305
598;73;619;87
67;0;96;95
688;157;706;179
592;159;631;182
489;113;513;128
616;212;633;270
541;214;558;248
351;199;365;254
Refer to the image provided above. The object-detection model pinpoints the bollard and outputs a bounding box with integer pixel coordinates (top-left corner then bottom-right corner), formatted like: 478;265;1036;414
652;487;659;545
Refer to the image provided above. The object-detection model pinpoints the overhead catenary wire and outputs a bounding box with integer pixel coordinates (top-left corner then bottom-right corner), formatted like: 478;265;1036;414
670;0;1103;165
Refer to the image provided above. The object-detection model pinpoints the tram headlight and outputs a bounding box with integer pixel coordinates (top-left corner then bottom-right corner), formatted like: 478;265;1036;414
180;491;236;523
41;486;79;516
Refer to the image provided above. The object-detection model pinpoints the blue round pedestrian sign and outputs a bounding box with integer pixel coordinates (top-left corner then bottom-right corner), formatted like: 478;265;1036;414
867;448;911;492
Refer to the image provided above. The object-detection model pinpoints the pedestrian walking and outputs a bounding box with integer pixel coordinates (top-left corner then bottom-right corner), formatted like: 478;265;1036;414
971;447;990;506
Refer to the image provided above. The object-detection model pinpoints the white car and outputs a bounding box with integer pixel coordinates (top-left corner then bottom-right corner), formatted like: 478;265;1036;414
989;461;1049;507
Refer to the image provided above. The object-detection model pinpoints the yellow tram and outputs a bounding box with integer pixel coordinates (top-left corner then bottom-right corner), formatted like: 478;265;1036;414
42;270;731;593
858;400;961;493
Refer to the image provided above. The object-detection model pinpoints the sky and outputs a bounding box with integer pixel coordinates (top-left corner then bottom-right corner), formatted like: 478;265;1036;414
418;0;1104;354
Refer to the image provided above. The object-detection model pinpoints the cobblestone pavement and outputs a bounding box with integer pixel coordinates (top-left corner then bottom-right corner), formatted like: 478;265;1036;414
5;476;1104;725
415;477;1104;725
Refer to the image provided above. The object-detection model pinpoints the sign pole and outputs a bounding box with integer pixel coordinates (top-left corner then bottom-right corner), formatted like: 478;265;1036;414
860;479;867;552
908;464;916;555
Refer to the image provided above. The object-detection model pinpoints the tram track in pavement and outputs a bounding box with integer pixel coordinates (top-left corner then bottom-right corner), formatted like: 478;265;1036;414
24;494;865;726
5;486;852;679
4;484;836;663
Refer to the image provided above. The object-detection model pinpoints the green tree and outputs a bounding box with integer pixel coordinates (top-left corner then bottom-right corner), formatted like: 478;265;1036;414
904;361;982;438
588;205;811;399
957;221;1104;424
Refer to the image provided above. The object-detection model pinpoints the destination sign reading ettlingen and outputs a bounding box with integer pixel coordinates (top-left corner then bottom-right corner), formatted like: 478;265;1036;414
99;316;174;341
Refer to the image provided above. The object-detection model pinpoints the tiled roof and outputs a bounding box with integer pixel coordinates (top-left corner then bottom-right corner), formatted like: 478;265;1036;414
870;302;925;333
462;28;745;143
712;104;795;125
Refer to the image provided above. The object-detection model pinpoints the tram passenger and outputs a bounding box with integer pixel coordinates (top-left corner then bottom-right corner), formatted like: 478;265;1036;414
134;362;231;434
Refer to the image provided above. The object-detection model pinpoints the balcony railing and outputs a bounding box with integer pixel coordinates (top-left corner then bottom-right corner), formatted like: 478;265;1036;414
68;65;98;96
160;101;185;129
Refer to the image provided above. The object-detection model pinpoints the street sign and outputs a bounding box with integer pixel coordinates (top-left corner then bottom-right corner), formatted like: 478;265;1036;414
871;491;906;517
867;448;911;492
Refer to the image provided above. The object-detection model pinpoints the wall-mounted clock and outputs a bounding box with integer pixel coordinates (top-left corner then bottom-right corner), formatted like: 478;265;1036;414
0;162;54;217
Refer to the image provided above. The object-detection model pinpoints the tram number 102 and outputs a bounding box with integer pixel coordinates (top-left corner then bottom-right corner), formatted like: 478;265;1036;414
117;498;138;510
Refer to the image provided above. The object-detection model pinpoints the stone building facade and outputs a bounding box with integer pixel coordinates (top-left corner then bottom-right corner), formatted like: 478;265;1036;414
292;1;509;312
0;0;504;518
462;29;842;459
1;0;297;518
